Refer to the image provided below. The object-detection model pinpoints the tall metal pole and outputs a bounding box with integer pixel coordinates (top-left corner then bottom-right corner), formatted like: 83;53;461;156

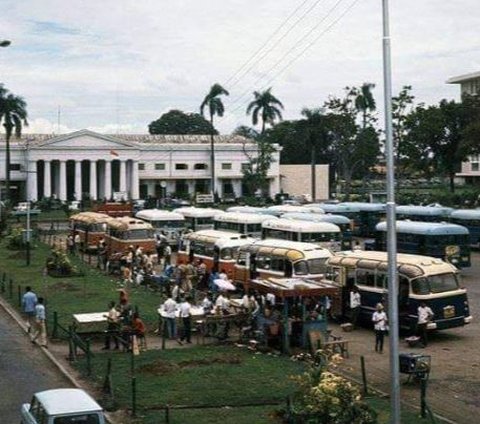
382;1;400;423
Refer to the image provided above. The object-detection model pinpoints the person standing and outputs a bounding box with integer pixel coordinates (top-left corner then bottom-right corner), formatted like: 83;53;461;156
31;297;47;348
103;301;120;350
163;245;172;269
417;302;434;347
372;303;388;353
350;286;361;329
22;286;38;333
178;296;192;344
162;295;178;339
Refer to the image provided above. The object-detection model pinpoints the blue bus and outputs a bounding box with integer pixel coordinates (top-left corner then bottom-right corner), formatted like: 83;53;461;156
450;209;480;249
339;202;386;237
374;220;471;268
281;212;353;250
396;205;453;222
326;251;472;332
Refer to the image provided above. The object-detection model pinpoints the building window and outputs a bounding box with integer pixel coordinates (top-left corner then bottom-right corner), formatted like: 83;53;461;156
138;163;145;171
471;155;479;172
194;163;208;170
175;163;188;170
221;163;232;170
241;163;250;171
155;163;166;171
9;164;22;171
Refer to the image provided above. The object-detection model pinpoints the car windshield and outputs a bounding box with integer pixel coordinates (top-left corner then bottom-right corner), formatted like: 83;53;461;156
54;413;101;424
411;273;459;295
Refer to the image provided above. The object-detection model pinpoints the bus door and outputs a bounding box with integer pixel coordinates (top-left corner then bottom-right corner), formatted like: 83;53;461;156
328;266;345;319
398;276;410;324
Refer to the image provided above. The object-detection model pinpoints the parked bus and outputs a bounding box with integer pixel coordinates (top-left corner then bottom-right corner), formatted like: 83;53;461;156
70;212;112;251
177;230;255;276
105;217;156;255
214;212;276;238
173;207;224;231
233;239;333;287
135;209;185;246
266;204;325;216
281;212;353;250
226;206;270;215
339;202;386;237
374;221;471;268
325;250;472;332
450;209;480;248
396;205;453;222
261;218;342;251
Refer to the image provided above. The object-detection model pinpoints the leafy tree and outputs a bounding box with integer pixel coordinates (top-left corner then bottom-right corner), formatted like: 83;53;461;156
200;83;229;196
232;125;259;140
246;87;284;133
0;85;28;202
148;109;217;135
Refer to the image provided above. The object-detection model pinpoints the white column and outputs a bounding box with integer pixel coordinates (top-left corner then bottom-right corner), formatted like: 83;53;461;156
27;161;38;201
59;160;67;201
89;160;97;200
131;160;139;200
74;160;82;200
104;160;112;200
44;160;51;199
119;160;127;193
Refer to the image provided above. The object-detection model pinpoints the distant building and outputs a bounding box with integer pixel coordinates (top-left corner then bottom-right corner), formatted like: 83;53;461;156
448;72;480;184
279;164;329;201
0;129;281;202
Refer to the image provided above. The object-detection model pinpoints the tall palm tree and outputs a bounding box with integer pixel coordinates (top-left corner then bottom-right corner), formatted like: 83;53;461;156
300;108;327;201
246;88;284;133
200;83;229;197
0;86;28;202
354;82;376;129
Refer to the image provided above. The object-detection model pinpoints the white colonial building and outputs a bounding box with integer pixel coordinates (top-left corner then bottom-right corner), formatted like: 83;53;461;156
0;129;282;202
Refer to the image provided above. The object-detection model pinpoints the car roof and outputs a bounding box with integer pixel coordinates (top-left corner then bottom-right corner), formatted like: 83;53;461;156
34;389;102;415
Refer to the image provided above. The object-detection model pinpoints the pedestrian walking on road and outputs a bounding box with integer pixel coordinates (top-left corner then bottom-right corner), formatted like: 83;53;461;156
31;297;47;348
372;303;387;353
22;286;38;333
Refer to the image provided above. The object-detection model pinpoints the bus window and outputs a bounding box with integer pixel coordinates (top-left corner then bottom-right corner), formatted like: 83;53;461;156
270;258;285;272
411;278;430;295
237;251;247;266
307;259;328;275
221;248;234;260
294;261;308;275
429;273;459;293
376;273;388;289
356;269;375;287
257;255;271;270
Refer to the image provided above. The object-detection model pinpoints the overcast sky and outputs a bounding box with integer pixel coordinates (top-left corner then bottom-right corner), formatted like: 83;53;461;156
1;0;479;135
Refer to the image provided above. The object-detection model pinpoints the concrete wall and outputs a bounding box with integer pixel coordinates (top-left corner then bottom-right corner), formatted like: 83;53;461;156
280;164;329;201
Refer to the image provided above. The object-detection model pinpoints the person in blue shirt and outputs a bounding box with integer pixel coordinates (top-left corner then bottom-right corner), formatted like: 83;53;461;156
22;286;38;333
31;297;47;348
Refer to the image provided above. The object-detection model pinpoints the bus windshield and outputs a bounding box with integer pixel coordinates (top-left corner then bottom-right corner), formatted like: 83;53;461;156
294;259;327;275
301;232;340;243
152;220;184;229
411;273;459;295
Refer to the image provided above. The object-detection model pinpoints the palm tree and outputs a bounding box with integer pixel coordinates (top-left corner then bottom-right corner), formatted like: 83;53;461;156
200;83;229;197
0;86;28;202
246;88;284;133
300;108;328;201
354;82;376;129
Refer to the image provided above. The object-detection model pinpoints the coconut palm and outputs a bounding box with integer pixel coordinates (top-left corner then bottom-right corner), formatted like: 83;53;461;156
354;82;376;129
0;86;28;202
246;88;284;133
200;83;229;196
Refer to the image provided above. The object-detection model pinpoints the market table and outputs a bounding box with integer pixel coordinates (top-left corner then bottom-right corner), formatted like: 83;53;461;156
73;312;108;334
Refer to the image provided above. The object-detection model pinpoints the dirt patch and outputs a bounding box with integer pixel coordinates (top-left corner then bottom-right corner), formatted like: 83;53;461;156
138;355;243;376
50;281;81;291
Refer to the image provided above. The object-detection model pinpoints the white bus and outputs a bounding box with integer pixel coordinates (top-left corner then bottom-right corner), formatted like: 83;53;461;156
214;212;276;238
226;206;272;215
266;204;325;216
173;207;224;231
135;209;185;246
261;218;342;251
233;239;333;287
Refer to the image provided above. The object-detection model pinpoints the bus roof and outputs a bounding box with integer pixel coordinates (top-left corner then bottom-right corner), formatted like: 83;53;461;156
396;205;453;216
266;205;325;215
327;250;457;279
215;212;277;224
135;209;185;221
173;207;224;218
375;220;469;235
70;212;112;224
34;389;102;416
107;217;154;231
239;238;332;261
184;229;251;244
312;203;361;213
450;209;480;220
226;206;268;214
281;212;350;225
262;218;340;233
340;202;386;211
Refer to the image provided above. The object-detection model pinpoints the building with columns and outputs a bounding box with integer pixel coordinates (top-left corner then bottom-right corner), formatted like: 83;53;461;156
0;129;282;202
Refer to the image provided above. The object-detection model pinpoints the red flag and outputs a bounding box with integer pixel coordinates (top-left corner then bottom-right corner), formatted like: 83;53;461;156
110;149;119;157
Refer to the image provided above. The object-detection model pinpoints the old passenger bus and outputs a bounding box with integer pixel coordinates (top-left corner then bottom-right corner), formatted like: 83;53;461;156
70;212;112;251
173;207;224;231
450;209;480;248
135;209;185;246
105;217;156;255
214;212;276;238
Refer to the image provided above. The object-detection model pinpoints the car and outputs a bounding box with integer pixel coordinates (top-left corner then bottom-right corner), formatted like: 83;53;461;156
21;388;106;424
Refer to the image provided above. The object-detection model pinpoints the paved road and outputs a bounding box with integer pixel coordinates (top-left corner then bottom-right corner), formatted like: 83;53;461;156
0;307;72;422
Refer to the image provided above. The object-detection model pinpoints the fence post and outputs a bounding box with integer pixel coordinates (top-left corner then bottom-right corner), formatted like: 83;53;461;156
9;278;13;298
86;339;92;376
131;376;137;417
165;405;170;424
51;311;58;339
18;285;22;307
68;325;77;362
360;355;368;396
286;395;293;424
420;377;427;419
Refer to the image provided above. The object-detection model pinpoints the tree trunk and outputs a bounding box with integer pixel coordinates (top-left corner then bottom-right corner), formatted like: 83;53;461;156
449;172;455;193
5;126;12;203
310;138;316;202
210;114;215;197
344;167;353;201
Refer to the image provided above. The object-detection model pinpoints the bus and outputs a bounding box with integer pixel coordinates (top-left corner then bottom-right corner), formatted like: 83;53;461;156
281;212;353;250
70;212;112;251
233;239;333;287
396;205;453;222
105;217;156;255
339;202;386;237
450;209;480;248
374;221;471;268
135;209;185;246
173;207;224;231
214;212;276;238
266;204;325;216
226;206;271;215
261;218;342;251
325;250;472;332
177;230;255;277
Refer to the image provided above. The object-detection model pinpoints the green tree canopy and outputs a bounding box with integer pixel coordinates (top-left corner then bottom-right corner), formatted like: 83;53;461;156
148;109;217;135
246;88;284;133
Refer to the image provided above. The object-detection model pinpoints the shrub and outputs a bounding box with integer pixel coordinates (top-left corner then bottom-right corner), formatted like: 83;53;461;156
46;249;78;276
5;227;28;250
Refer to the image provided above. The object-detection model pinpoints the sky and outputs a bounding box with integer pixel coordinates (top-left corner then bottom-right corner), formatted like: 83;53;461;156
1;0;479;135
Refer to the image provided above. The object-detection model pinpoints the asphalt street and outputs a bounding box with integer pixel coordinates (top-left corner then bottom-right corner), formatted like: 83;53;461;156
0;307;72;423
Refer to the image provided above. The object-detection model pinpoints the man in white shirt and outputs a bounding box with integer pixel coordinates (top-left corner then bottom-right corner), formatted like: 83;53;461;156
103;301;120;350
350;286;361;329
179;297;192;344
372;303;388;353
215;293;230;314
417;302;434;347
162;296;178;339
